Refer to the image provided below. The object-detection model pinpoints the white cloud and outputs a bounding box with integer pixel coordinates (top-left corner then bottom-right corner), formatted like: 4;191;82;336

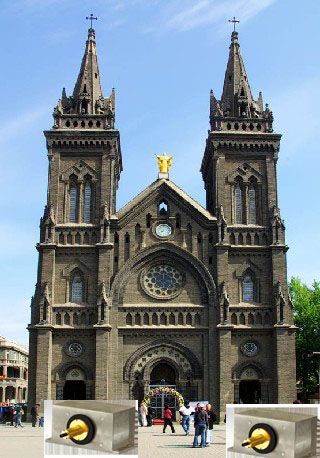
159;0;276;33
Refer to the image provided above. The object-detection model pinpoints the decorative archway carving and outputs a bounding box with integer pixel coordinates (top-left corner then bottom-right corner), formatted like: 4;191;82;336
123;339;202;382
111;242;217;307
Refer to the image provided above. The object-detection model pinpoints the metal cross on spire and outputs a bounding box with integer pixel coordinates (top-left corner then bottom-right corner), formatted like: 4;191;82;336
228;16;240;32
86;13;98;29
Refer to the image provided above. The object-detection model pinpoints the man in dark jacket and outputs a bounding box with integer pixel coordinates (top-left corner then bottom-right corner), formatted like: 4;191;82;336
192;404;208;448
31;403;40;427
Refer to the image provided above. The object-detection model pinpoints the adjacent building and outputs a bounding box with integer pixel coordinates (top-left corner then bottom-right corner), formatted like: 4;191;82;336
0;336;28;404
28;26;296;418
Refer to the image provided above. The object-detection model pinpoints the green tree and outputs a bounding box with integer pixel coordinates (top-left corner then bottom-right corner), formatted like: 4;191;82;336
289;277;320;397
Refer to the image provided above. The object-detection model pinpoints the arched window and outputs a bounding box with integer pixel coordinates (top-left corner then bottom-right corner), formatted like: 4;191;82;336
243;274;254;302
235;182;242;224
83;181;92;223
69;184;78;222
71;274;83;303
158;199;168;216
248;183;256;224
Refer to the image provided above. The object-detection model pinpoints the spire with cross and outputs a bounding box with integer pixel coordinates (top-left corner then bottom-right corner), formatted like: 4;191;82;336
228;16;240;32
86;13;98;30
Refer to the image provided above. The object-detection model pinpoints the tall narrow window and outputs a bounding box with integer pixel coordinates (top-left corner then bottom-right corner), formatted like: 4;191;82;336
235;182;242;223
69;185;78;222
71;274;83;303
83;181;92;223
243;274;254;302
248;183;256;224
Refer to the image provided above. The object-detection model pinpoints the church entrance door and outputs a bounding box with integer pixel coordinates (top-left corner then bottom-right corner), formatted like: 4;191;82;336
239;380;261;404
63;380;86;400
149;362;177;420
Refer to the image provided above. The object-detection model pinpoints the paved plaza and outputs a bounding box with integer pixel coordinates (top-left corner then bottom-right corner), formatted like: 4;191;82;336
138;424;226;458
0;423;43;458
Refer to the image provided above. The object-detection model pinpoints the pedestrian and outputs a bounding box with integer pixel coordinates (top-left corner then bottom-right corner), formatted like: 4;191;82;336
205;404;216;445
138;402;147;427
9;404;15;426
39;416;44;427
146;406;153;427
14;405;24;428
163;404;175;434
179;401;194;435
31;403;40;427
192;404;208;448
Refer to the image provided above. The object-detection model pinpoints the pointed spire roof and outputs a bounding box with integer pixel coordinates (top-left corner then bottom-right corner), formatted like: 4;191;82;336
209;31;274;133
52;27;116;128
72;28;103;114
221;31;255;116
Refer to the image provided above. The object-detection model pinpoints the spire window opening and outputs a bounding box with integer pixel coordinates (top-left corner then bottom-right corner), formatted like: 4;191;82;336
83;181;92;223
235;182;243;224
158;200;168;216
95;73;98;79
71;274;83;303
243;274;254;302
248;183;256;225
69;184;78;223
81;100;88;114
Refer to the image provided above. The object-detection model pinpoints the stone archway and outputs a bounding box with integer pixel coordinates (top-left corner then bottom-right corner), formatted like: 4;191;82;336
54;363;93;400
232;363;268;404
124;340;202;402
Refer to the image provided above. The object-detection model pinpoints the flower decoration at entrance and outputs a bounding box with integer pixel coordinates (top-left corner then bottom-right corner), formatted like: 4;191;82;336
143;387;184;407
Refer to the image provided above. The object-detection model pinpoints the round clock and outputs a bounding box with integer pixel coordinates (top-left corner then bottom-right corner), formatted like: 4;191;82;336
155;223;172;238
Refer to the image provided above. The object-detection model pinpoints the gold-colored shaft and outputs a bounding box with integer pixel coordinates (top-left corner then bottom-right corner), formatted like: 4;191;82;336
60;419;89;440
242;428;271;449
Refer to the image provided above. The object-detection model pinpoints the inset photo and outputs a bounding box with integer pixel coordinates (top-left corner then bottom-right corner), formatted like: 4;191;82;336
44;400;138;456
226;404;320;458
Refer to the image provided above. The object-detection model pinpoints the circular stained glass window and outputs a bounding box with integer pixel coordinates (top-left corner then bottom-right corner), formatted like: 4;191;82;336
241;341;259;357
141;265;184;299
67;342;84;357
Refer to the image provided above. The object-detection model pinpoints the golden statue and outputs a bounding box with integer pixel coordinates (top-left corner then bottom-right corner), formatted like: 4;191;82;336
156;153;173;174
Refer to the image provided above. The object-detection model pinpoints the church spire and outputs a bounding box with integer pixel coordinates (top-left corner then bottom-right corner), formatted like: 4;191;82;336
210;31;274;133
220;31;254;117
72;27;103;114
52;26;115;129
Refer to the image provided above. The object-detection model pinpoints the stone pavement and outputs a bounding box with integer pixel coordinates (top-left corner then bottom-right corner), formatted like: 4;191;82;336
138;424;226;458
0;423;43;458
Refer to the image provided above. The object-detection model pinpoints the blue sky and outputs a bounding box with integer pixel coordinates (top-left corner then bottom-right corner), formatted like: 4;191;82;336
0;0;319;346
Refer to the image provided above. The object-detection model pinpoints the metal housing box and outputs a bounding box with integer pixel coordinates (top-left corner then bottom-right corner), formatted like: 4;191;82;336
228;409;317;458
46;400;136;454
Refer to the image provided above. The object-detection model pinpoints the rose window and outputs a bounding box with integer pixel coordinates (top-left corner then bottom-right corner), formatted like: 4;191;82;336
241;341;259;357
142;265;184;299
67;342;84;357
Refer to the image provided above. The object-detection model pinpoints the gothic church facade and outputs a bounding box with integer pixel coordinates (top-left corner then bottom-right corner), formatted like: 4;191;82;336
28;27;296;416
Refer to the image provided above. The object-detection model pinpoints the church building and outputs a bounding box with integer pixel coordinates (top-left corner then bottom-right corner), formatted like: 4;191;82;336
28;26;296;418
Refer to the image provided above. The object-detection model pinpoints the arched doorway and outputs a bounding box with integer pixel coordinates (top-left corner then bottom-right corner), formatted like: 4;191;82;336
63;367;86;400
149;362;177;420
150;362;176;385
239;367;261;404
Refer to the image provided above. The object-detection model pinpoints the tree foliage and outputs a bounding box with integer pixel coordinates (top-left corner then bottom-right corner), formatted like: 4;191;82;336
289;277;320;395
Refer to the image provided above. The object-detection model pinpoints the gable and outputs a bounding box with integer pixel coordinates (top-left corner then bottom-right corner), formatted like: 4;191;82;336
60;160;98;182
114;179;216;228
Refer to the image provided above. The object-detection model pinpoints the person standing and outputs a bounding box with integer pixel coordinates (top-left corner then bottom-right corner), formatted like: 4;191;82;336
179;401;193;435
163;404;175;433
146;406;153;427
192;404;208;448
205;404;216;445
9;404;15;426
138;402;147;427
31;403;40;427
14;405;24;428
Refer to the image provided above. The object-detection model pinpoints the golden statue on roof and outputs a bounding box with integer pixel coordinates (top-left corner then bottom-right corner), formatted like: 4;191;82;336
156;153;173;174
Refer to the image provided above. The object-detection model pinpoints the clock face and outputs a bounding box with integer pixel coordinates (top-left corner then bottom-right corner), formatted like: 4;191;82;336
155;223;172;238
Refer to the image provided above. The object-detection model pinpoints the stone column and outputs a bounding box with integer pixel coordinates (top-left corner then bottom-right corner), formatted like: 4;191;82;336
78;181;83;223
94;326;111;399
218;326;234;420
34;327;53;411
274;325;296;402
